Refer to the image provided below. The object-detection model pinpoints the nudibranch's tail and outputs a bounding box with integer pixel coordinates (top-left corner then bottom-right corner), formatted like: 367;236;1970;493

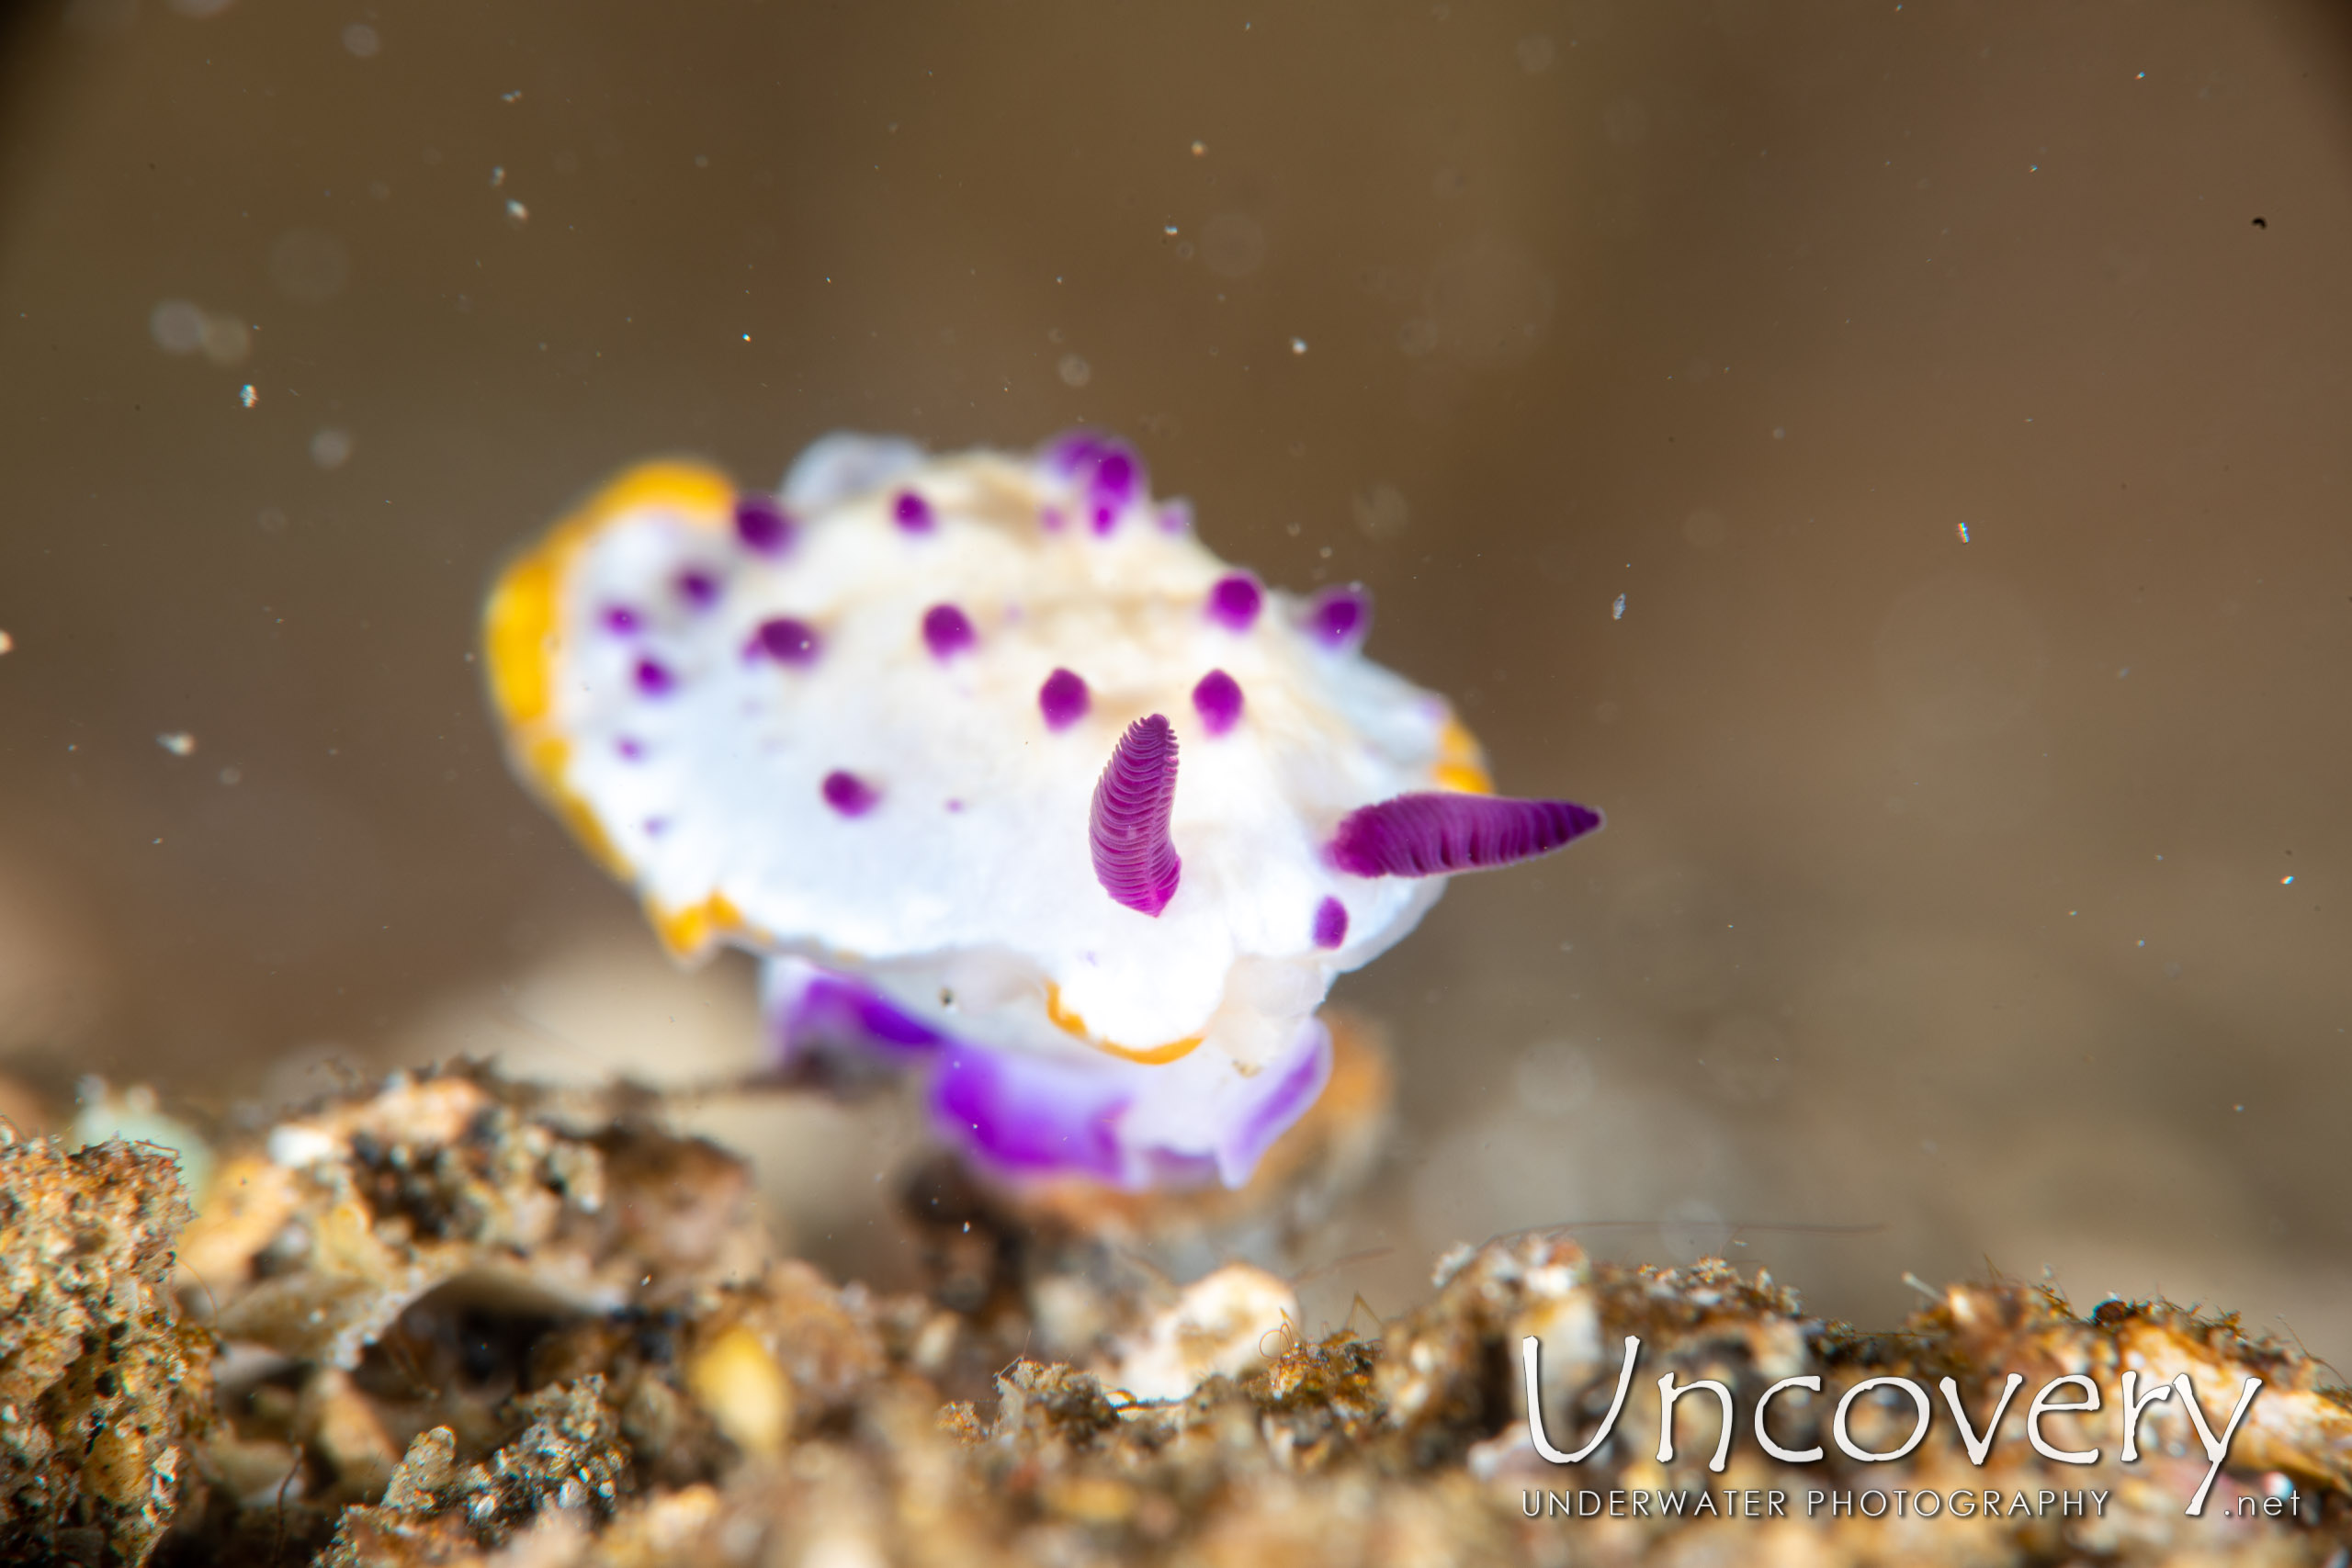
1329;793;1601;878
1091;715;1183;917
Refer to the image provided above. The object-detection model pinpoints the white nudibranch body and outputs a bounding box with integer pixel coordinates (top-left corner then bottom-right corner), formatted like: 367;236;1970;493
485;432;1598;1189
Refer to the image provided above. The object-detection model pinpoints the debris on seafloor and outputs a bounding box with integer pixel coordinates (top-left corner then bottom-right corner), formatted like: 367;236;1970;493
2;1064;2343;1566
0;1133;209;1568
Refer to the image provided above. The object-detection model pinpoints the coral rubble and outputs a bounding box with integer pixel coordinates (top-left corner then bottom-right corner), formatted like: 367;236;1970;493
2;1065;2344;1565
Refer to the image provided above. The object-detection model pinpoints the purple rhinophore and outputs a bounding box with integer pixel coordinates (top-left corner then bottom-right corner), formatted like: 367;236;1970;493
603;605;642;635
748;616;820;665
1192;669;1244;736
1090;714;1182;916
892;490;935;532
821;769;880;817
1307;583;1373;648
633;657;674;695
733;492;795;555
1205;573;1262;632
1312;897;1349;949
922;602;978;660
616;737;644;761
1329;792;1601;878
1038;668;1090;730
763;957;1334;1190
677;570;719;610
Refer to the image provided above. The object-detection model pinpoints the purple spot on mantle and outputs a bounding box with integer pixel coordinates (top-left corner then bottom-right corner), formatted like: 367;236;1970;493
677;570;719;610
1040;504;1067;533
616;737;644;761
922;603;978;660
1329;793;1601;877
1192;669;1244;736
822;770;880;818
1091;502;1117;536
1205;574;1262;632
1158;499;1194;533
748;616;820;666
1312;897;1349;950
1038;668;1090;731
733;492;794;555
603;605;641;635
634;658;674;695
892;490;934;532
1307;583;1372;648
1091;715;1182;917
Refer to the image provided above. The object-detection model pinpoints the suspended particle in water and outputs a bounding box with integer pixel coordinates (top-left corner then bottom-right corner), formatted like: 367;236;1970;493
505;199;529;228
2282;874;2295;886
150;299;206;355
1611;593;1626;621
1191;140;1207;156
341;21;379;57
1162;223;1179;237
157;732;197;757
311;427;354;468
0;630;13;654
1956;521;1970;543
239;384;258;408
1057;354;1091;388
501;88;522;103
1290;337;1307;355
491;165;505;187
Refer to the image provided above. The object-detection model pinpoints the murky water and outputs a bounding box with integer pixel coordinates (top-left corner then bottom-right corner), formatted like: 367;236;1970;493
3;2;2348;1358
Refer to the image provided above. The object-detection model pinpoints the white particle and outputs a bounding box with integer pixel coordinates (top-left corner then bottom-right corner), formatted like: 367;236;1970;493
1290;337;1307;355
342;21;379;57
501;88;522;103
1162;223;1179;236
490;165;505;187
0;630;11;654
238;384;257;408
157;732;197;757
504;199;528;227
1611;593;1626;621
2281;874;2294;886
1956;521;1970;543
310;427;353;468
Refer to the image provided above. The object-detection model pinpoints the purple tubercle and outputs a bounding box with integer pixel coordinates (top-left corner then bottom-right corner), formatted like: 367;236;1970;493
1038;668;1090;731
922;603;978;660
1329;793;1601;878
822;769;880;818
1091;502;1118;536
616;737;644;761
677;570;719;610
1205;573;1262;632
1042;430;1148;527
1312;897;1349;949
1192;669;1244;737
1307;583;1373;649
733;492;794;555
748;616;820;666
1090;715;1182;917
892;490;934;533
1040;504;1067;534
633;658;674;696
603;605;641;635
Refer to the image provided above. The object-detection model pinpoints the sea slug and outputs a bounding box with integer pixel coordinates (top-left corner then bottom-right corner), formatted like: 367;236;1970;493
483;431;1599;1188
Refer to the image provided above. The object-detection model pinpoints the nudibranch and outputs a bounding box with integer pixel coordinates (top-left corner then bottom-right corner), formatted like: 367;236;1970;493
483;432;1600;1189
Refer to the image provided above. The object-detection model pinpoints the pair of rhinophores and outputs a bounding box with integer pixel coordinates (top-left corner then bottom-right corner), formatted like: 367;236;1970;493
483;431;1600;1190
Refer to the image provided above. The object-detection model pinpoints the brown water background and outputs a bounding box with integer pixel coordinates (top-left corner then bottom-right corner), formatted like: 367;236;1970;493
2;1;2348;1356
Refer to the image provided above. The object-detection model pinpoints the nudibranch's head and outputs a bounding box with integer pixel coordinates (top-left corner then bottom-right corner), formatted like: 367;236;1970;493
483;431;1600;1189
